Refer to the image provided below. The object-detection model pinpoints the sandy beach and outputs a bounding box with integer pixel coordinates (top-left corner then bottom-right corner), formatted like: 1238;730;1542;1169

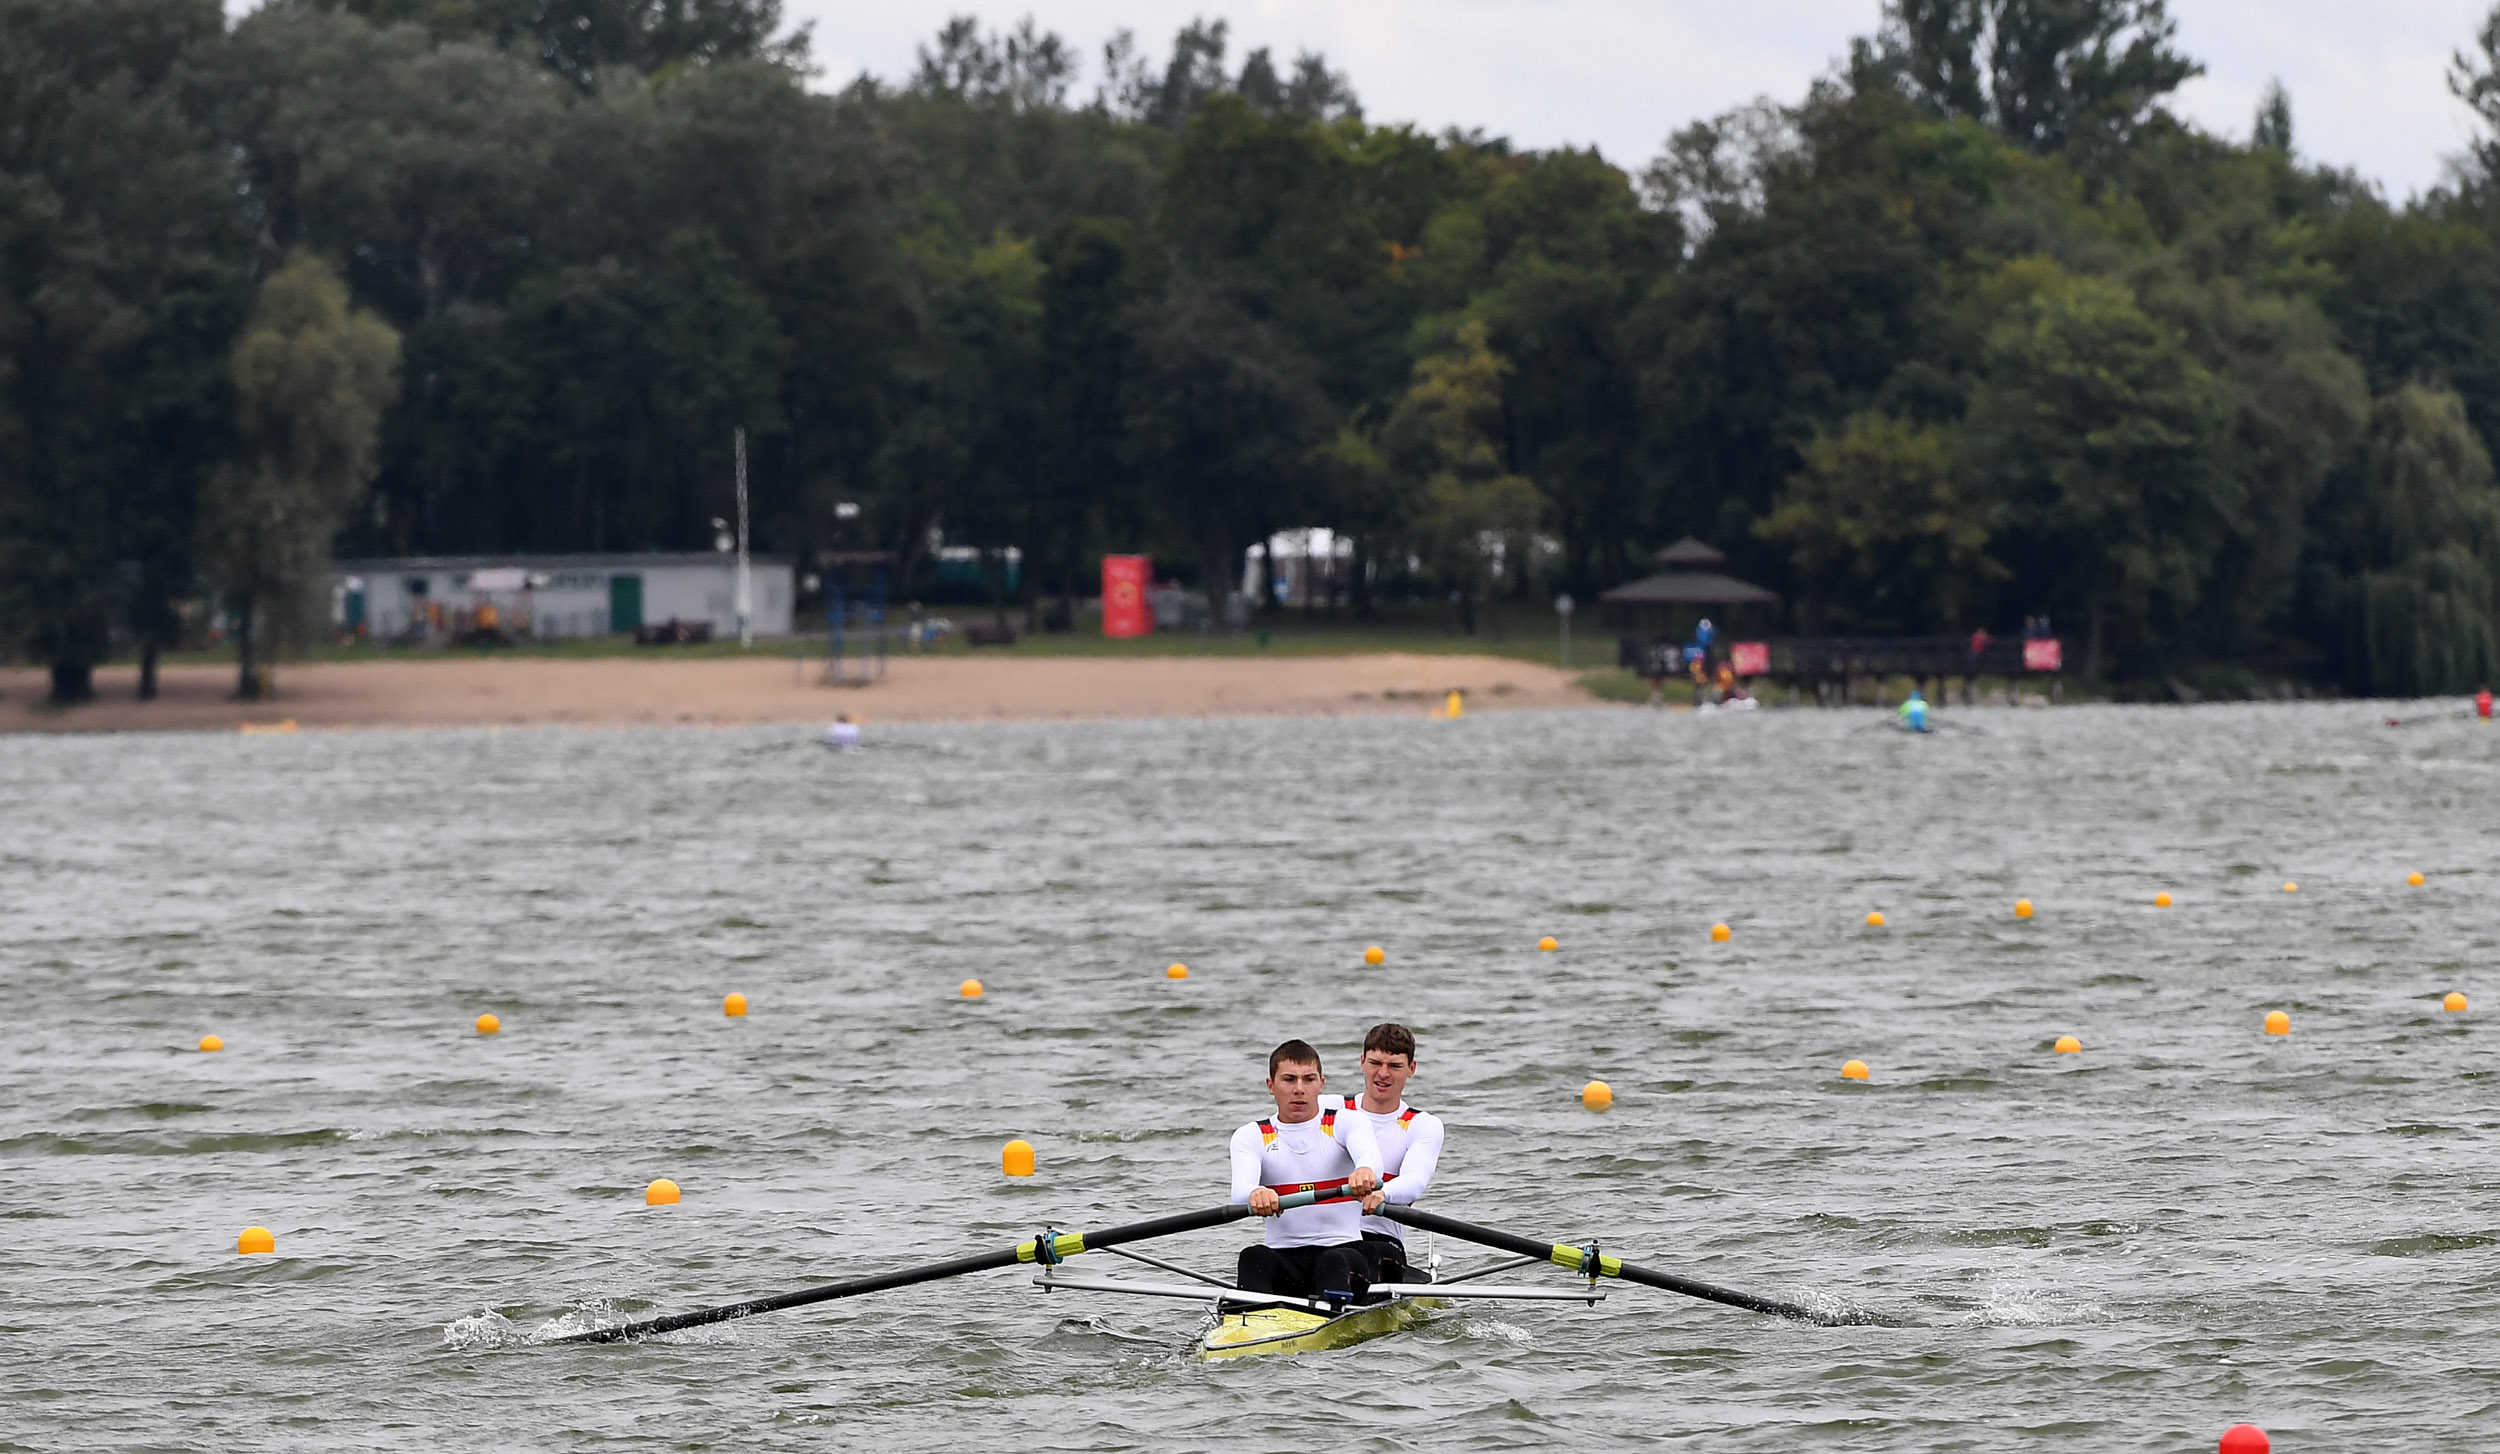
0;652;1596;734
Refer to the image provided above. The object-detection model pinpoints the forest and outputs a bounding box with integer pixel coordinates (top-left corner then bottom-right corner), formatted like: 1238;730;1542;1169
10;0;2500;699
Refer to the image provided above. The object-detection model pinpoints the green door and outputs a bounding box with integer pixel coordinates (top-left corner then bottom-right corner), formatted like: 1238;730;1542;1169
608;574;643;634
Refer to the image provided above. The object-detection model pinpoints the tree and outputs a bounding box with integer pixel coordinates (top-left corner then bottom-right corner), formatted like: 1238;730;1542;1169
1864;0;2200;161
1756;412;1999;632
0;0;243;703
2315;386;2500;696
282;0;808;90
197;256;401;699
1384;321;1541;633
1964;266;2232;675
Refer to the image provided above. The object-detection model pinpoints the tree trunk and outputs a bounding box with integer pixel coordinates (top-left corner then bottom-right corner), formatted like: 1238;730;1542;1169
235;601;260;701
49;661;94;703
139;639;160;701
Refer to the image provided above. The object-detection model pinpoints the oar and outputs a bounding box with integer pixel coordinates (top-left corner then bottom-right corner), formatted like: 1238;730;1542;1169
553;1187;1354;1345
1381;1205;1876;1326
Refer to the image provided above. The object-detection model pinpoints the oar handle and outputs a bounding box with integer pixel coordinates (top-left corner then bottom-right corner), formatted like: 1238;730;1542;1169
1267;1184;1362;1211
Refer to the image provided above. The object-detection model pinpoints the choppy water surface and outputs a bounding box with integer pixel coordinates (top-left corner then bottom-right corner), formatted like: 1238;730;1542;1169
6;704;2497;1449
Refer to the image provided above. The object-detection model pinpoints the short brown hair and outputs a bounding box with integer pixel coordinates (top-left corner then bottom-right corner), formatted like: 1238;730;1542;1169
1267;1039;1322;1076
1361;1023;1417;1063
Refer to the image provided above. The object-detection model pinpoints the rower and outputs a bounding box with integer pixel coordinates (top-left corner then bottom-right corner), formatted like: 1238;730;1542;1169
822;713;862;751
1328;1022;1445;1285
1228;1039;1383;1308
1897;689;1930;733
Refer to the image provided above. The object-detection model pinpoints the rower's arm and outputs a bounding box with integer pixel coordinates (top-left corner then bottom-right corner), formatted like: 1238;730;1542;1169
1340;1102;1384;1183
1227;1124;1262;1205
1383;1112;1443;1205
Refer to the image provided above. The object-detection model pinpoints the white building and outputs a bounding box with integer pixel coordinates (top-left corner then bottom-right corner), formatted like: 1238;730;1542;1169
333;553;796;641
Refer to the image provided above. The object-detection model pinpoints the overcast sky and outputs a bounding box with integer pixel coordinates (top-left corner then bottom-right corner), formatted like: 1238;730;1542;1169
793;0;2498;199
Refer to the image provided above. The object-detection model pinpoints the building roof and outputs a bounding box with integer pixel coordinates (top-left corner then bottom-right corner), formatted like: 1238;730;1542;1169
334;552;789;573
1653;536;1728;568
1599;570;1780;606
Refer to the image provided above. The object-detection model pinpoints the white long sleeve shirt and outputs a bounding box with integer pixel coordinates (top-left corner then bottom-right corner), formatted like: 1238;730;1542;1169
1227;1103;1384;1248
1328;1095;1445;1241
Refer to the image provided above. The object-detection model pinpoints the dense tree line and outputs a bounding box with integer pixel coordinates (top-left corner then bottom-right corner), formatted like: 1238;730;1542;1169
9;0;2500;699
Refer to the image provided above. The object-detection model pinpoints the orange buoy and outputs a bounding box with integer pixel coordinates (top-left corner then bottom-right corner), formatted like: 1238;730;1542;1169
198;1035;223;1053
474;1013;500;1035
1166;962;1189;979
1364;945;1385;966
1002;1139;1036;1176
1580;1080;1612;1111
237;1225;275;1255
2444;991;2467;1012
2014;898;2034;919
2153;892;2172;907
723;993;747;1017
645;1179;681;1205
2054;1035;2082;1054
1710;922;1731;943
959;979;984;999
2408;872;2425;886
1840;1059;1869;1081
1865;911;1886;928
2263;1010;2290;1036
1538;936;1559;952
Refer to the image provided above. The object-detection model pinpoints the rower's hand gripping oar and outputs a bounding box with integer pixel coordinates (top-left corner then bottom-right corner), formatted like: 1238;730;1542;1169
1380;1205;1887;1327
552;1186;1358;1345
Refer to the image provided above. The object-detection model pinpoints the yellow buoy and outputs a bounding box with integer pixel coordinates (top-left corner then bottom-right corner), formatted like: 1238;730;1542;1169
198;1035;223;1053
1538;936;1559;952
2444;991;2467;1012
2054;1035;2082;1054
2153;892;2172;907
474;1013;500;1035
1840;1059;1870;1081
1166;962;1189;979
1710;922;1731;943
2282;881;2298;894
2014;898;2034;919
1866;911;1886;928
959;978;984;999
1002;1138;1036;1176
1364;945;1385;966
1444;690;1464;719
1580;1080;1612;1111
237;1225;275;1255
646;1178;681;1205
2409;872;2426;886
2263;1010;2290;1036
723;993;747;1017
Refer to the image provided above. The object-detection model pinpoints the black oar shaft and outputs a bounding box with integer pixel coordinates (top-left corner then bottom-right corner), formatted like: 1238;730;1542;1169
557;1201;1253;1345
1381;1205;1826;1324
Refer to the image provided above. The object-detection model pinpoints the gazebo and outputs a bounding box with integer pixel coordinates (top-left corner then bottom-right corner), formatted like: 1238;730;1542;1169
1599;538;1779;675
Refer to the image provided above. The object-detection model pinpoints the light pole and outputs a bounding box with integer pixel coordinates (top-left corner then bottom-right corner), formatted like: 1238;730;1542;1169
1555;592;1574;670
733;427;752;648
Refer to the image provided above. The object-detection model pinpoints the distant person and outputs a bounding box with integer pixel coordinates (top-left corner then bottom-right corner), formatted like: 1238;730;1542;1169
822;713;862;751
2481;686;2494;721
1897;689;1931;733
1969;627;1990;657
1714;662;1737;701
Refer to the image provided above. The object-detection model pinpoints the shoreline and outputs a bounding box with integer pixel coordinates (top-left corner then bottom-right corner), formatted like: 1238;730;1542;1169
0;653;1598;734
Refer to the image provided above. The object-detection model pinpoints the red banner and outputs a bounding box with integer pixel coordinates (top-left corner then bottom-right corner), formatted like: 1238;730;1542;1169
1729;641;1769;677
1101;555;1151;638
2023;638;2063;672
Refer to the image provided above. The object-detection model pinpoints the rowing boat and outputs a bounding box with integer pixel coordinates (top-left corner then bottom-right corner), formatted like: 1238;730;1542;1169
550;1193;1864;1352
1195;1298;1431;1359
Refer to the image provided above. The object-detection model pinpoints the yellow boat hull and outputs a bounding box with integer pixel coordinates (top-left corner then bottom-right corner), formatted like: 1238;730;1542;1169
1193;1299;1435;1360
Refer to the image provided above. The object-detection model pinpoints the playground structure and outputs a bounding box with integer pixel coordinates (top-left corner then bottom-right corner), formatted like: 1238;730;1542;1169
818;551;892;688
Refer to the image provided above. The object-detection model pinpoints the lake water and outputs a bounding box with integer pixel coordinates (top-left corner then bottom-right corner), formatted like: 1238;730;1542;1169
5;704;2494;1450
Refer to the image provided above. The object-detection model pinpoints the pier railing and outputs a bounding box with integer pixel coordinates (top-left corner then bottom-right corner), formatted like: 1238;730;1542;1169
1621;635;2062;682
